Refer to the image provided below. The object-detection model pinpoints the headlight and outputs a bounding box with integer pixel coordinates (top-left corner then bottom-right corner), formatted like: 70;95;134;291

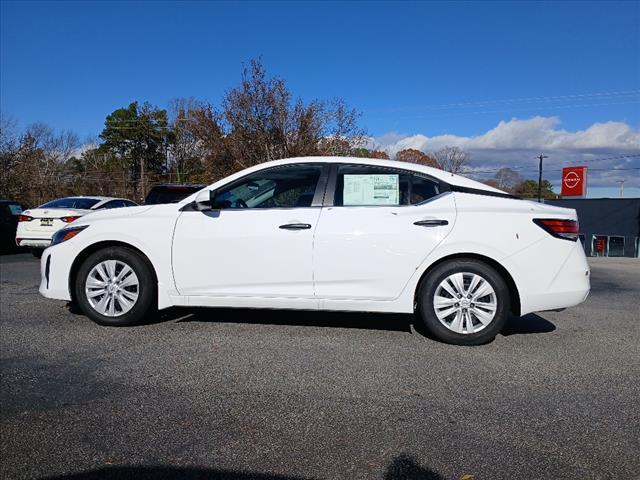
51;225;89;246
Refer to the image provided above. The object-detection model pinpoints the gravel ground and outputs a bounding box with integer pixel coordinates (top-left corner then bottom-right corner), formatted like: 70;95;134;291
1;254;639;480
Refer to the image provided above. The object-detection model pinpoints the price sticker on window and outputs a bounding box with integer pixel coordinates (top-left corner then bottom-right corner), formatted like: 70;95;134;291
343;174;399;206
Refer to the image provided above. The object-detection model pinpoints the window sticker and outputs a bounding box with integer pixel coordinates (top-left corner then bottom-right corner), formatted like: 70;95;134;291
343;174;399;206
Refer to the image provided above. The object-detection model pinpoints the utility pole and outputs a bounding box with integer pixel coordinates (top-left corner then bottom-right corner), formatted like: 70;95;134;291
537;154;548;202
617;179;625;197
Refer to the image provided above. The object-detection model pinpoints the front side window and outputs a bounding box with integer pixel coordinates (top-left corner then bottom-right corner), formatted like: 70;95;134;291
333;165;441;206
212;165;323;210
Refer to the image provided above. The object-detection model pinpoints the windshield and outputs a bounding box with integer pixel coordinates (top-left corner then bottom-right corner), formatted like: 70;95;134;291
39;197;101;210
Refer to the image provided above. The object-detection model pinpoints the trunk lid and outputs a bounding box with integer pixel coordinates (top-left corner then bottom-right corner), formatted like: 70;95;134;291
21;208;90;232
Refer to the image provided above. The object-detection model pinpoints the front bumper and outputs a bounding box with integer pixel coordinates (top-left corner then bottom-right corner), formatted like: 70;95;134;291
39;242;75;302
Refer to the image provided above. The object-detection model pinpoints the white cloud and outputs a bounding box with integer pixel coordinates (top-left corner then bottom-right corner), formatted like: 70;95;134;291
370;117;640;188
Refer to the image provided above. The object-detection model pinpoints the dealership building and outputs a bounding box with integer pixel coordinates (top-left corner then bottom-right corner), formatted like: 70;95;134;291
540;166;640;258
545;198;640;257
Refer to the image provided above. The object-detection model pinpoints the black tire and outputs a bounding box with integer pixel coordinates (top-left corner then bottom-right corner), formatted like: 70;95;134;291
74;246;156;326
417;259;510;346
31;249;43;259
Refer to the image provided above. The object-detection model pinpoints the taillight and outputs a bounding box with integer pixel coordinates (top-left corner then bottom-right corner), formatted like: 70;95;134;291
533;218;579;241
61;216;80;223
18;215;33;222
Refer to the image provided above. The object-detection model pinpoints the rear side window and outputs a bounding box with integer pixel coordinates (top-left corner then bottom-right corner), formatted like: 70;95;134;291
333;165;441;206
411;175;442;204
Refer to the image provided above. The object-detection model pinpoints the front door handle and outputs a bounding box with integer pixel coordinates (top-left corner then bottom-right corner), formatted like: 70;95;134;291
279;223;312;230
414;219;449;227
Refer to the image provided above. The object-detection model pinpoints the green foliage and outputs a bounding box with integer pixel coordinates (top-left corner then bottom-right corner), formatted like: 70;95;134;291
97;102;172;199
514;179;557;199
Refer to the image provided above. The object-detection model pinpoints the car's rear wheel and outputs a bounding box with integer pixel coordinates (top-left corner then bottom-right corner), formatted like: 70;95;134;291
31;249;43;259
74;247;155;326
417;259;510;345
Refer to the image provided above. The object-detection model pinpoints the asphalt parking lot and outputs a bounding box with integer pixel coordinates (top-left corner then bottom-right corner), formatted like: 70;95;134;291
1;254;639;480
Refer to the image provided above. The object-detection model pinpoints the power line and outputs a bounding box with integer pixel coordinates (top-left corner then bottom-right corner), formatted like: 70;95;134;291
368;99;640;121
89;89;640;124
367;89;640;113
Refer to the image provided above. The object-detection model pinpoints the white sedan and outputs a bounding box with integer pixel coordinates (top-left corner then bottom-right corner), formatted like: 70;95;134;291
16;196;137;256
39;157;590;345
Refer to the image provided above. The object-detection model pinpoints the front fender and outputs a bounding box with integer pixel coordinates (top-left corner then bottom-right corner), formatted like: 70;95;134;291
65;209;181;309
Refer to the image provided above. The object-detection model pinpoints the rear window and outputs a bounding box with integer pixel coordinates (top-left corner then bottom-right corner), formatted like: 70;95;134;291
144;186;202;205
40;198;101;210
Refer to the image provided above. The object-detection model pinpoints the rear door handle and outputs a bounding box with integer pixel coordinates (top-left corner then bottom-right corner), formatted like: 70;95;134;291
279;223;312;230
414;219;449;227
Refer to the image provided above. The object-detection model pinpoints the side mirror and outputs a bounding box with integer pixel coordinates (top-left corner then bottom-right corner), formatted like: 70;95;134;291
194;190;212;211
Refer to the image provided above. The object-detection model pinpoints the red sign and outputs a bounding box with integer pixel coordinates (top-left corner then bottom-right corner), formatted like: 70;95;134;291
561;166;588;197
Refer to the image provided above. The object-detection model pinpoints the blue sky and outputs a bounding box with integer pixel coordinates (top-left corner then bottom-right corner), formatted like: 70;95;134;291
1;1;639;196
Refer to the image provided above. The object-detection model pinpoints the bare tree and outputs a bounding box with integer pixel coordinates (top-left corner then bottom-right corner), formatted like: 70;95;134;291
167;98;209;183
494;167;521;192
187;103;231;181
223;59;365;168
430;146;470;174
0;115;21;201
3;122;79;206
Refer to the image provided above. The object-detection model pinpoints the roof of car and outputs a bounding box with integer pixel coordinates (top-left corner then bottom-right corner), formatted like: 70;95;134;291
178;156;509;205
241;156;507;194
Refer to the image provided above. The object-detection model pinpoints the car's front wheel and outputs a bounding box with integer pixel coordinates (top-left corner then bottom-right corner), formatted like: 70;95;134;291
417;259;510;345
74;247;155;326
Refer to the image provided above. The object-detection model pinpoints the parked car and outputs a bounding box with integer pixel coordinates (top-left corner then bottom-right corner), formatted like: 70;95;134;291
0;200;27;254
16;196;137;257
38;157;590;345
144;184;206;205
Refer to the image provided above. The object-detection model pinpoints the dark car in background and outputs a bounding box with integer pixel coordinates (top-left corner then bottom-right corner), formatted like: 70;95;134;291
0;200;27;254
144;184;206;205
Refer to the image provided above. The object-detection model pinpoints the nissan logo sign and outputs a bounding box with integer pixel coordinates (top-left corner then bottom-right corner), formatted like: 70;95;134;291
563;171;581;189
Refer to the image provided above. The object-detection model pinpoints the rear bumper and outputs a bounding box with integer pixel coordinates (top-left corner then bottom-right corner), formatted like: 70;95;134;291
18;238;51;248
516;239;590;315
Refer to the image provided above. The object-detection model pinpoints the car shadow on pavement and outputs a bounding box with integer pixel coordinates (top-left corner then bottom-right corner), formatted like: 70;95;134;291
40;454;446;480
501;313;556;336
152;306;414;333
146;306;555;339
